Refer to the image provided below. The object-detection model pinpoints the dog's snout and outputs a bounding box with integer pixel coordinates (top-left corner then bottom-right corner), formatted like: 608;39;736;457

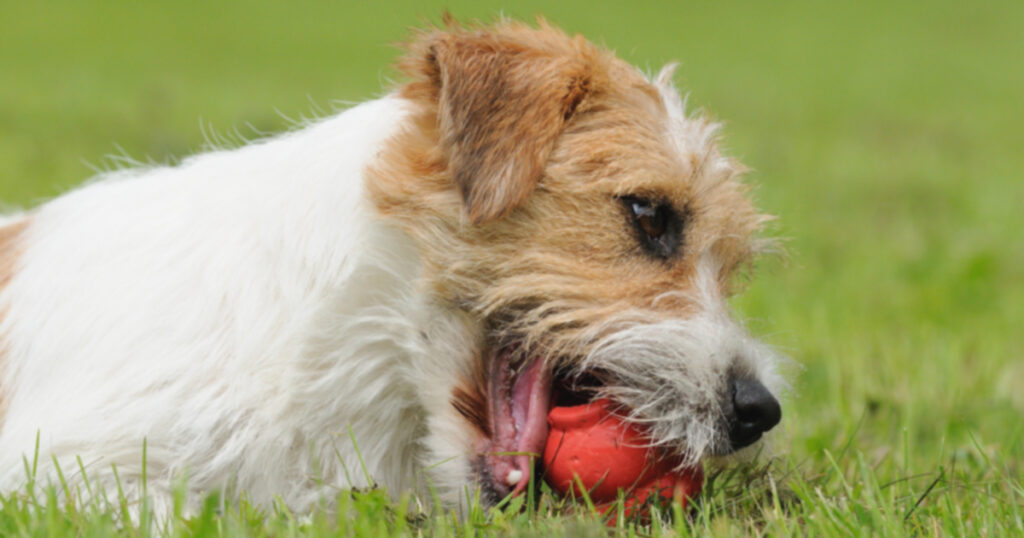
727;375;781;449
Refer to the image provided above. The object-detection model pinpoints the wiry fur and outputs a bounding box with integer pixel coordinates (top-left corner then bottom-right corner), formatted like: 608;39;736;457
0;19;784;517
579;257;787;468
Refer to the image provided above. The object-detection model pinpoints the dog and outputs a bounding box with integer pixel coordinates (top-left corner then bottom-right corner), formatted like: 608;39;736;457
0;19;784;516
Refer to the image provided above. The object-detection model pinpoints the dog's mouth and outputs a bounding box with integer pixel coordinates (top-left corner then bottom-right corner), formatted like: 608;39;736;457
478;342;711;508
479;346;631;499
482;347;554;497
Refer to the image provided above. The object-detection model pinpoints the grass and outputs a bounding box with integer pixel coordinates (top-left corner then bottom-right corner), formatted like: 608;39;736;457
1;0;1022;535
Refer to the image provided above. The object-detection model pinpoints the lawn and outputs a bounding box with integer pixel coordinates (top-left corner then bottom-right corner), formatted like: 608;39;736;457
1;0;1022;535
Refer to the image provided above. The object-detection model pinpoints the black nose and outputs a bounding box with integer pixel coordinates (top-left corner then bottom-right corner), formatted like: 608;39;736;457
728;376;782;450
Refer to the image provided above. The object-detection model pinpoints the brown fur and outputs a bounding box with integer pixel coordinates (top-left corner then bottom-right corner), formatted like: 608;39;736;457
451;372;490;437
0;218;29;428
369;19;766;366
396;20;596;224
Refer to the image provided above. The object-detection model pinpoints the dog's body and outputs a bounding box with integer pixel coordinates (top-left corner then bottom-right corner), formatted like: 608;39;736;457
0;21;784;516
0;97;423;513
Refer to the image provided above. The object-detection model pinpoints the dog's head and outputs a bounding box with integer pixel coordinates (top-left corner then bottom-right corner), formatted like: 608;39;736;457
370;19;785;505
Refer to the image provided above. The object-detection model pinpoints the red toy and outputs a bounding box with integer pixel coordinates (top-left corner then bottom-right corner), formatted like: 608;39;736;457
543;399;704;518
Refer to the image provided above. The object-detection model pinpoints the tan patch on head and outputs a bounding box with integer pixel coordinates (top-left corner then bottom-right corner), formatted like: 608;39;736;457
0;217;29;428
369;19;769;361
393;19;596;224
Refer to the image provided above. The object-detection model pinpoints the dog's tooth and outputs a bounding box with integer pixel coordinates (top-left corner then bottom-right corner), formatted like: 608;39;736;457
506;469;523;485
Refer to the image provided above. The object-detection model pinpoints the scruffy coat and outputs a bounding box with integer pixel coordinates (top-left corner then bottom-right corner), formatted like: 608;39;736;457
0;20;784;516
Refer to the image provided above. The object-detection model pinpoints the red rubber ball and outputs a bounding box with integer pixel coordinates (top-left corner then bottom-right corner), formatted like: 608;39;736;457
543;399;672;502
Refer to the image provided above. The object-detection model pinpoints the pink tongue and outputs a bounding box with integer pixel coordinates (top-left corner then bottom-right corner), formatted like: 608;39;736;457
489;352;552;495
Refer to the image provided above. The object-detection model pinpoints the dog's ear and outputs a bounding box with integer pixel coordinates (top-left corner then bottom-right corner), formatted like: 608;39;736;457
413;30;591;224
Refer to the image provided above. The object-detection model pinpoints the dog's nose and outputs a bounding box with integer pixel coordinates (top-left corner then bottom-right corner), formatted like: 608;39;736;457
728;375;781;449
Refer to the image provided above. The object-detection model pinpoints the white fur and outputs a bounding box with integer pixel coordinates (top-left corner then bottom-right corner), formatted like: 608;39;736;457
0;96;483;514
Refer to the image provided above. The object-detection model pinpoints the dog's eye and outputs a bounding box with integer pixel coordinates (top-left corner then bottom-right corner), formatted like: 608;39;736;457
621;196;682;259
630;199;668;239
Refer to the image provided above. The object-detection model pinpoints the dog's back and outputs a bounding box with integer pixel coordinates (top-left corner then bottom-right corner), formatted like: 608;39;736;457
0;96;422;512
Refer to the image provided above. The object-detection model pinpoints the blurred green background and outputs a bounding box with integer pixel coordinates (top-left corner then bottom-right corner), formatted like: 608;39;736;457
1;0;1022;518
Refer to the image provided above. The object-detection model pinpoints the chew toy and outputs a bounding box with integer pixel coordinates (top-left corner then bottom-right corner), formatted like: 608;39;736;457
543;399;704;518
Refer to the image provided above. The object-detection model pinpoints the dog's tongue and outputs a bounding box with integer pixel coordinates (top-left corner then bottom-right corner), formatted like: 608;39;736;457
488;350;552;495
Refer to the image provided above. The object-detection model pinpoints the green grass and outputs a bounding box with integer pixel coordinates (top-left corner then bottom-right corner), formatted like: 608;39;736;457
2;0;1022;535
